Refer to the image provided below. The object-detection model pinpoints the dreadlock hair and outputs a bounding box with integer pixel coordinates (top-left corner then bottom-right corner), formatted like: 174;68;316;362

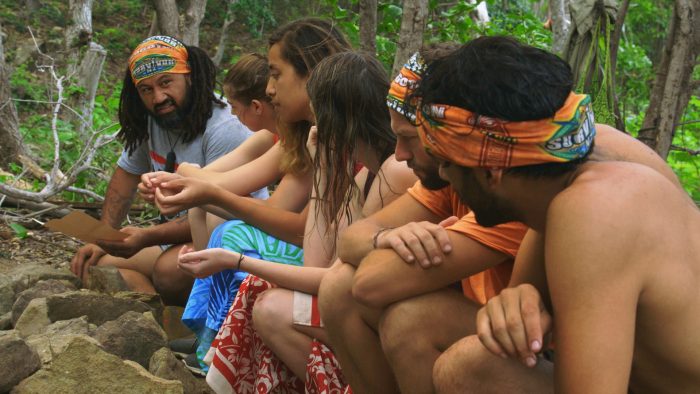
223;53;271;105
268;17;351;175
118;45;225;155
307;51;395;252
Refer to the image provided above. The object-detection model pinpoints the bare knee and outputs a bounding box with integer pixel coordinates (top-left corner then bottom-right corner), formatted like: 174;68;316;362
152;245;194;305
433;335;492;393
378;298;428;360
318;262;355;325
252;288;291;336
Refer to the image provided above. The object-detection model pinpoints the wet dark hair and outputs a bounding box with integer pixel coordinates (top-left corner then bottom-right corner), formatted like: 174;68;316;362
417;36;590;177
307;51;395;245
223;53;270;105
268;17;351;175
416;36;573;121
118;45;224;155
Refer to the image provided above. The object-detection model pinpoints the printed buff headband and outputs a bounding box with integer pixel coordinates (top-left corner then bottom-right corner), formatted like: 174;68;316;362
128;35;191;84
416;92;596;168
387;52;426;123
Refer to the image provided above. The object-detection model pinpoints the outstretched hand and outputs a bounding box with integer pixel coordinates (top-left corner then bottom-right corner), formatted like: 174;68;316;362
476;283;552;368
374;216;458;268
177;246;239;278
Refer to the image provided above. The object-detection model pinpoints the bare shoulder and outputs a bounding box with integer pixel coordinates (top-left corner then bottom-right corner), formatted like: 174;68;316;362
377;154;418;192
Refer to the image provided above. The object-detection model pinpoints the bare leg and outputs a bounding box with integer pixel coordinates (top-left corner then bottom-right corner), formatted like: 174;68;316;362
252;288;327;380
318;263;399;394
96;246;161;293
379;288;480;394
152;243;195;306
433;335;554;394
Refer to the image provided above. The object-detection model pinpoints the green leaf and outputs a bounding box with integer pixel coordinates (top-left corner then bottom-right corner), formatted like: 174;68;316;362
9;223;28;239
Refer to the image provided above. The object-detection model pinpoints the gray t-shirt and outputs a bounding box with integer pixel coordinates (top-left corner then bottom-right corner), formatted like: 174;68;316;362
117;103;269;200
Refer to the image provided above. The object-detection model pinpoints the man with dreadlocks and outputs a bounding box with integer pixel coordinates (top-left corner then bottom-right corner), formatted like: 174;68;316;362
70;36;259;305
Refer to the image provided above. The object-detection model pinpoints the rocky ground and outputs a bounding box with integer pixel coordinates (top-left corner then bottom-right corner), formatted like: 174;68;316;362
0;216;211;393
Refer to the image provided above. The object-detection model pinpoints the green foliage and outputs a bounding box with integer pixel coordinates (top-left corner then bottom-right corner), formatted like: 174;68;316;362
9;223;28;239
232;0;277;38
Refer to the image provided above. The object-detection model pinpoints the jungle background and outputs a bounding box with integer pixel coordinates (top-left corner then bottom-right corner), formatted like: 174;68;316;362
0;0;698;246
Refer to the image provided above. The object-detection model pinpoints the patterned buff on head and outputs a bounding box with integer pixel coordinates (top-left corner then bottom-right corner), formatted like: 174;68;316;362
416;92;596;168
128;36;191;84
387;52;426;123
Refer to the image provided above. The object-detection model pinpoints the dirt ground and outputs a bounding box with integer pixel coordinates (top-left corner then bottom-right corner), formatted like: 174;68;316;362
0;215;82;275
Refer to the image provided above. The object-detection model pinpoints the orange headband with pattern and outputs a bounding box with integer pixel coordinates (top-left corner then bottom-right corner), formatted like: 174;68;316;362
387;52;425;122
416;92;596;168
128;36;190;84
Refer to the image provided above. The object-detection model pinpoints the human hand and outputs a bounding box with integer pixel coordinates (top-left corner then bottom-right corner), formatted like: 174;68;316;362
476;283;552;368
374;216;458;268
96;226;149;259
70;243;107;281
177;246;238;278
306;126;318;161
138;171;183;202
154;177;216;215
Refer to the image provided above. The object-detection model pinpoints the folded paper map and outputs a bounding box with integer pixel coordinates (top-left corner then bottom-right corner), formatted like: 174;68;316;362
45;210;128;244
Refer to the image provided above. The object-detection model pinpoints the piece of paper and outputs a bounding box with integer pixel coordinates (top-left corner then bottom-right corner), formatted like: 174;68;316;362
45;210;128;244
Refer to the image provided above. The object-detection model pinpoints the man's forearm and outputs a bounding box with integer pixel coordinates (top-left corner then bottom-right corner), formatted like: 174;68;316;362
337;220;383;266
101;167;140;228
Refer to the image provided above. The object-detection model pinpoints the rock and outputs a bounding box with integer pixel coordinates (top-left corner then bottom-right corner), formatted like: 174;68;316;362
24;316;96;364
12;336;183;394
8;264;81;294
149;348;213;394
11;279;76;325
14;291;152;337
92;311;168;368
13;298;51;337
87;265;130;294
0;330;41;393
0;312;11;330
114;291;164;324
0;274;14;315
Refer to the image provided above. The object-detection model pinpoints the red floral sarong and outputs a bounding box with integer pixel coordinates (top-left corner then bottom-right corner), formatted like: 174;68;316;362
206;275;348;394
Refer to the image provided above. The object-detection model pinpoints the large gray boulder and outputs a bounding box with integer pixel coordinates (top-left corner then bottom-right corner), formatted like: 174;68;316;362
11;279;76;325
25;316;96;364
8;264;81;294
0;274;14;316
11;336;183;394
149;348;214;394
0;330;41;393
14;290;153;337
92;311;168;368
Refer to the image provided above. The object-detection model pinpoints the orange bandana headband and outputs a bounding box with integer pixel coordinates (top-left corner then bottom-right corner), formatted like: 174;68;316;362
416;92;596;168
387;52;425;122
128;36;190;84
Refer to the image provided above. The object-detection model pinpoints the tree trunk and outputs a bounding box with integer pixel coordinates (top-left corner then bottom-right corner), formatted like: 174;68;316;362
213;0;238;67
182;0;208;46
609;0;630;132
0;21;27;169
359;0;377;55
153;0;181;39
65;0;93;50
550;0;571;55
638;0;699;159
75;42;107;137
392;0;428;76
148;11;159;37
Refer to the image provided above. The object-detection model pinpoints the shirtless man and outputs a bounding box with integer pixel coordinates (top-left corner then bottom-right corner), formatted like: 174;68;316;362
414;36;700;393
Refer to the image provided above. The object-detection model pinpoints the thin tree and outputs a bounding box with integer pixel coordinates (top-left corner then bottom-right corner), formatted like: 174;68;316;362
392;0;428;76
0;20;27;169
359;0;378;55
638;0;700;159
